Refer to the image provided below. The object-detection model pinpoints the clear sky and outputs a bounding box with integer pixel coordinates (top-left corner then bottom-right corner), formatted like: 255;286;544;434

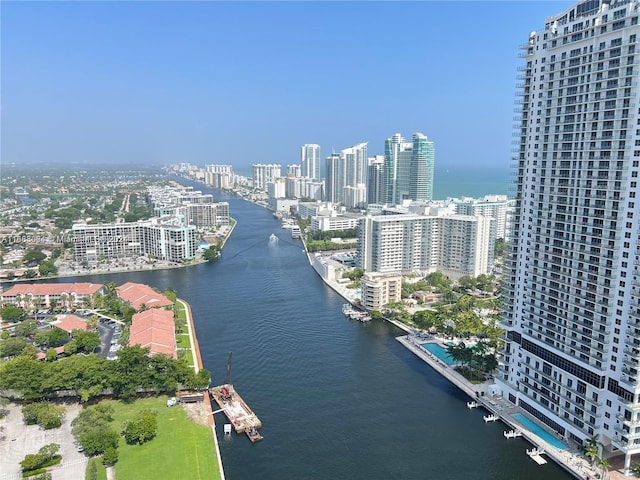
1;1;574;172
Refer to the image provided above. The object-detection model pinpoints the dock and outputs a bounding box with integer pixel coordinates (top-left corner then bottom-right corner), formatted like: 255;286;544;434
527;448;547;465
210;384;263;443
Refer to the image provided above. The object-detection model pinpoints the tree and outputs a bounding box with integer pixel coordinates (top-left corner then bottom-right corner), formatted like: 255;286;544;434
0;337;28;357
598;456;610;480
20;443;60;472
72;404;118;456
23;269;38;279
0;356;47;399
122;409;158;444
585;443;599;468
0;305;28;322
38;260;58;276
65;330;100;355
203;245;221;261
23;248;46;265
102;446;119;466
35;327;69;348
14;319;37;337
22;402;66;429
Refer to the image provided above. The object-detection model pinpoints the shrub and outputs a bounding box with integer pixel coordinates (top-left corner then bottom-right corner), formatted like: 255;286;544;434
122;409;158;445
102;447;118;466
21;403;66;430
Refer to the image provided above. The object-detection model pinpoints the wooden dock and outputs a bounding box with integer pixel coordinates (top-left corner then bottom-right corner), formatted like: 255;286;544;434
210;384;263;443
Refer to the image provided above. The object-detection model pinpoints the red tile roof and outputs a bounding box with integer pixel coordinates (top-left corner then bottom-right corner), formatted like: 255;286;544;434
36;346;65;361
0;283;104;297
52;315;87;333
116;282;173;311
129;309;176;359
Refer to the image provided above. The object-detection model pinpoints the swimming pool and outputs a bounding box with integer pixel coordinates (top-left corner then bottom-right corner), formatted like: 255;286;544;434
511;413;569;451
420;343;458;365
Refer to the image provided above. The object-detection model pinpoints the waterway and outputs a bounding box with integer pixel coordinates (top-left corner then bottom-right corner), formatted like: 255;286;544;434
33;187;571;480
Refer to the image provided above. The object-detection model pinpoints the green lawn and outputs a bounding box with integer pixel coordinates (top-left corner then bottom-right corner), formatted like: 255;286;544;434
179;348;195;367
87;396;220;480
176;334;191;349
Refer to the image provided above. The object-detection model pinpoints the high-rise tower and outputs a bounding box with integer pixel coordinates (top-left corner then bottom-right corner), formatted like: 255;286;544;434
409;133;435;202
301;144;321;181
495;1;640;473
384;133;434;204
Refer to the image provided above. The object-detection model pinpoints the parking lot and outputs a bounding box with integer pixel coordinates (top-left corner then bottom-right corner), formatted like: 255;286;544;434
0;402;88;480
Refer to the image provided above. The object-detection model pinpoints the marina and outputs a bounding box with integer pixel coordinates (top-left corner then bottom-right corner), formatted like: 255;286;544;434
342;303;371;322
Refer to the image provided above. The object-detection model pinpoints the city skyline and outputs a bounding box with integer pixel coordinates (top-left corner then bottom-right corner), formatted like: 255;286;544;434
2;1;574;170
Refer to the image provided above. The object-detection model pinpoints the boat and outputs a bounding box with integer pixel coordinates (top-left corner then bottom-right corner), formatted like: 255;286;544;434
342;304;371;322
210;353;263;443
483;414;499;422
291;225;301;239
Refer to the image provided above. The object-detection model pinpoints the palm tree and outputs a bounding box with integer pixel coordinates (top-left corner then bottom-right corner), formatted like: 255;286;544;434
585;443;599;468
598;456;610;480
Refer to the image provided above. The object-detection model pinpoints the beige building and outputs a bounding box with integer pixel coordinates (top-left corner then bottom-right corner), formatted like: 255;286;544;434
360;272;402;311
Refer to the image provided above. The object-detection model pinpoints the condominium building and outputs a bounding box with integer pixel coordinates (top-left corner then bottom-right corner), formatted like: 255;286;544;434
287;164;302;178
325;153;344;204
267;178;287;199
343;184;367;209
384;133;435;204
357;212;495;279
360;272;402;311
252;164;281;190
301;144;321;181
324;144;368;205
72;223;142;263
367;155;386;205
204;164;234;189
311;214;361;232
175;202;230;228
72;218;197;264
495;1;640;473
454;195;515;240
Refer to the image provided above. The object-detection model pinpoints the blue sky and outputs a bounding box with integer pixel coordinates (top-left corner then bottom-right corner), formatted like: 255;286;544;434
1;1;574;172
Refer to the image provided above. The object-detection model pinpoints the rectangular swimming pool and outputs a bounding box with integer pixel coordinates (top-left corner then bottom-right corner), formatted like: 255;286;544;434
420;343;458;365
511;413;569;451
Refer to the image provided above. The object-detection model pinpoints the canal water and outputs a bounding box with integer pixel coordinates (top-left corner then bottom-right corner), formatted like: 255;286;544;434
40;188;571;480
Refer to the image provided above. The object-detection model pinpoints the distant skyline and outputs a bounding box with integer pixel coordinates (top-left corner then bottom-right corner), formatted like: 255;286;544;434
2;1;573;171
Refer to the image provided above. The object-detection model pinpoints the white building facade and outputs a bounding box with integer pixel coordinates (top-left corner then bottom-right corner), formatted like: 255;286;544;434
495;1;640;473
357;213;495;279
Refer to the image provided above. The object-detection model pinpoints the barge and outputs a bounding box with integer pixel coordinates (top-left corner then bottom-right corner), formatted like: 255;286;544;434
210;384;263;443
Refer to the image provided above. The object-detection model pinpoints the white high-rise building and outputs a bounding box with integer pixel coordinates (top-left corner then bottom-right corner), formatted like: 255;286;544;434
252;164;281;190
357;213;495;279
496;1;640;473
301;144;321;181
454;195;515;240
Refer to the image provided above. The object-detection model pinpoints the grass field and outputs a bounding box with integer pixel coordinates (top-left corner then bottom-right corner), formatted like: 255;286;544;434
87;396;220;480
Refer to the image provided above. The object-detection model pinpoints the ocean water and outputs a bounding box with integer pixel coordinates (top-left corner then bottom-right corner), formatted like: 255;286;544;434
433;164;510;199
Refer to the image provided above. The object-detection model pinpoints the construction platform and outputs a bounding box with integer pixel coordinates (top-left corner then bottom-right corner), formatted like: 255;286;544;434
210;384;263;443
